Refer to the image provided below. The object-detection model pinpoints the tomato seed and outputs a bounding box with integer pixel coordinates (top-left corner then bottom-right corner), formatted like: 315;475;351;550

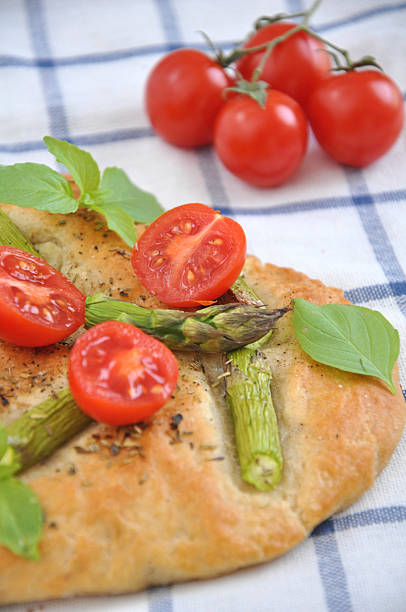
151;256;165;268
42;307;54;322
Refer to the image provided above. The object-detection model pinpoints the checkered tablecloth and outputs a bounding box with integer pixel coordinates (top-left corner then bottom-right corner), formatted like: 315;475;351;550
1;1;406;611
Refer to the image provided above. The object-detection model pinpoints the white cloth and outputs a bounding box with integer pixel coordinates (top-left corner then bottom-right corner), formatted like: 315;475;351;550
1;1;405;610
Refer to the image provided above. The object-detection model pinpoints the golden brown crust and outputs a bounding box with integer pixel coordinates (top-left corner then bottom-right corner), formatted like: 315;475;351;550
0;204;404;604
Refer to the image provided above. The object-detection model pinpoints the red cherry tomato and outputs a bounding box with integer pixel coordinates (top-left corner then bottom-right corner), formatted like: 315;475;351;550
131;203;246;307
307;70;404;167
145;48;234;148
68;321;178;426
214;91;308;187
236;22;331;109
0;246;85;347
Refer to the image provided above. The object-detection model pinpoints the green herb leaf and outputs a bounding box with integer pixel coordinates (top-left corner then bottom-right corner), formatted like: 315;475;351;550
44;136;100;197
0;464;20;480
100;167;164;222
0;163;78;214
292;298;400;393
0;477;43;560
0;138;164;246
91;203;137;247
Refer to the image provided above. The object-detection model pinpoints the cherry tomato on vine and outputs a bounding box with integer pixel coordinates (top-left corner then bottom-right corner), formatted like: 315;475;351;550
236;22;331;109
307;70;404;167
131;203;246;307
214;90;308;187
0;246;85;347
69;321;178;426
145;48;234;148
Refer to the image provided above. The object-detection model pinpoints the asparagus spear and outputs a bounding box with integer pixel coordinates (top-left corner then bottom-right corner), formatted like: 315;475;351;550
5;389;92;472
225;282;283;490
0;207;39;255
85;293;288;353
0;208;287;353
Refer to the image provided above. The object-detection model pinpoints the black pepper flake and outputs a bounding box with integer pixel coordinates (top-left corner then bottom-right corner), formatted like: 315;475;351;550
170;413;183;430
110;444;121;456
0;395;9;406
48;521;58;529
119;290;129;297
110;248;130;259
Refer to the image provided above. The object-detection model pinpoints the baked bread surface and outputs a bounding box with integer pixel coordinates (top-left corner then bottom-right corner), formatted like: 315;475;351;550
0;202;405;605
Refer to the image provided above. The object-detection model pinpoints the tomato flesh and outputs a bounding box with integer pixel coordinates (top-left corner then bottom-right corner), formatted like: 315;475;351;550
0;246;85;347
145;48;234;148
307;70;404;167
131;203;247;307
236;22;331;109
68;321;178;425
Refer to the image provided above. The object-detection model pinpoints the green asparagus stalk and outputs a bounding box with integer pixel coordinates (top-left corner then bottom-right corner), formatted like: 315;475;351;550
0;207;39;255
85;293;289;353
225;282;283;490
5;389;92;472
230;276;264;306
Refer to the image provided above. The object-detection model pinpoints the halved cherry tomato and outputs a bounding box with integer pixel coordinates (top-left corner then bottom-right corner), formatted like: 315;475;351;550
236;22;331;109
0;246;85;347
145;48;234;148
131;203;246;307
68;321;178;425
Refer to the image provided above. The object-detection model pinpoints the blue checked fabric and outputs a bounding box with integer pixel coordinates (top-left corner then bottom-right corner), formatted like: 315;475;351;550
1;1;406;611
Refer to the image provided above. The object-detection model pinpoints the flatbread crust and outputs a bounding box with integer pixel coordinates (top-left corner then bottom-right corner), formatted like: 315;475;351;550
0;202;404;605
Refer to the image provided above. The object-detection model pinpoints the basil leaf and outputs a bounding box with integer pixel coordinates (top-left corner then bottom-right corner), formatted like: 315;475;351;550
91;203;137;247
0;464;19;480
44;136;100;197
0;477;43;560
0;163;78;213
100;167;163;222
292;298;400;393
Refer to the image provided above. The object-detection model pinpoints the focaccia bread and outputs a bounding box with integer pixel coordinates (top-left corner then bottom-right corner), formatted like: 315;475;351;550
0;202;405;605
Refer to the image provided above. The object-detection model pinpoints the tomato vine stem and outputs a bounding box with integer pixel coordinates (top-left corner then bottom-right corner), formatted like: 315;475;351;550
250;0;322;84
